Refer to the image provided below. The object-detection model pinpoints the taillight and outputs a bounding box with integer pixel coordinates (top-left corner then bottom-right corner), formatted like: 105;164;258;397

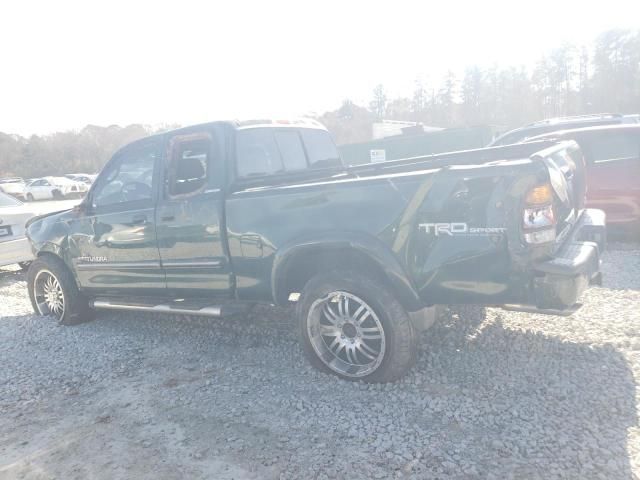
523;183;556;244
525;184;552;204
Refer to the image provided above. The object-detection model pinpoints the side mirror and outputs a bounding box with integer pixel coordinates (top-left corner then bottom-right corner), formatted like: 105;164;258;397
73;200;90;216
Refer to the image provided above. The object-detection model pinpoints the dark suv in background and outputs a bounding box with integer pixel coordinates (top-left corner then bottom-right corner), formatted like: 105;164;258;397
489;113;638;147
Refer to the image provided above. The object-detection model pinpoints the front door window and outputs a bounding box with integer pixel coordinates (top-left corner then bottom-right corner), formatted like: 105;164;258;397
92;142;158;210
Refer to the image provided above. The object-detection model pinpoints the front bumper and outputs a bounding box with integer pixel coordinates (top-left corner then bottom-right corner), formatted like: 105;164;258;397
531;208;606;311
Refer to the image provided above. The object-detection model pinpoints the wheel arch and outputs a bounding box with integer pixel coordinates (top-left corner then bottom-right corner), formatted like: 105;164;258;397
36;242;64;259
35;246;80;285
271;233;423;312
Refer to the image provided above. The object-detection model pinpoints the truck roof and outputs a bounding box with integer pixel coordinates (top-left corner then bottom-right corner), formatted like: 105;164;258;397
234;118;327;130
143;118;328;141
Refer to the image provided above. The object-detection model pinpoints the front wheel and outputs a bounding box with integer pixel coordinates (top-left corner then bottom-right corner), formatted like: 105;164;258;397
27;256;93;325
298;270;417;383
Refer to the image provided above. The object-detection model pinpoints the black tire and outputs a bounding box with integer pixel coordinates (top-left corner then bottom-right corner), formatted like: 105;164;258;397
26;193;34;201
27;255;94;325
52;190;63;200
297;270;417;383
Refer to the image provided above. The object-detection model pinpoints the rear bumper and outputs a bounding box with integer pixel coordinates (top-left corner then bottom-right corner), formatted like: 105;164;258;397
0;236;34;267
531;209;606;311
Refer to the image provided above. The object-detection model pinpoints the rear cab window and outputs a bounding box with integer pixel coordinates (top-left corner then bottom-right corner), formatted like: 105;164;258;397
235;127;340;178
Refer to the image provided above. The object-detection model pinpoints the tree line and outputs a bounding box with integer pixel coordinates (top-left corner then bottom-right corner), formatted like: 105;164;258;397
1;29;638;178
321;29;640;145
0;124;158;179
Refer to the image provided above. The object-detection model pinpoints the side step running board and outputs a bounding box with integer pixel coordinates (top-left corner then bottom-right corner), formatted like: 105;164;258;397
92;300;225;317
501;303;582;317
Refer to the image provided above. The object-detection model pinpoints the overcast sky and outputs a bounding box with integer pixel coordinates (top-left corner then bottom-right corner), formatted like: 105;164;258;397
1;0;639;136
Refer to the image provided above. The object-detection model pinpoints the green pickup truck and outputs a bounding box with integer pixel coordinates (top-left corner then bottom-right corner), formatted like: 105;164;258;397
25;119;606;382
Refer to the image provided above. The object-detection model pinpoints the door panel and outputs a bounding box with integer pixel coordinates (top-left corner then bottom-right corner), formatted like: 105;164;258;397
69;138;164;294
70;206;164;293
157;190;231;294
156;131;232;296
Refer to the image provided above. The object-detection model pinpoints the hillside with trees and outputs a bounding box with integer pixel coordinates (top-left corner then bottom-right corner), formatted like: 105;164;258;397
323;29;640;145
1;29;638;177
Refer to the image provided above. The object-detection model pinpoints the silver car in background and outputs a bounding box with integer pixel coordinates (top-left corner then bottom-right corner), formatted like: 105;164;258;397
24;176;88;201
0;178;27;200
0;191;35;269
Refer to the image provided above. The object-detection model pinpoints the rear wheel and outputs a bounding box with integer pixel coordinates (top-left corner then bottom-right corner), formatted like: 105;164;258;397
27;256;93;325
52;190;63;199
298;270;417;383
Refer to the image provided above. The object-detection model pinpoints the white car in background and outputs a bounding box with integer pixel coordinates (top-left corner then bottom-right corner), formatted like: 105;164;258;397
0;178;27;200
0;191;36;269
65;173;97;185
24;176;88;201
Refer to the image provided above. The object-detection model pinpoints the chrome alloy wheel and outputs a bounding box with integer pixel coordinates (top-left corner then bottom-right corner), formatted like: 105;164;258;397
33;269;65;318
307;291;386;378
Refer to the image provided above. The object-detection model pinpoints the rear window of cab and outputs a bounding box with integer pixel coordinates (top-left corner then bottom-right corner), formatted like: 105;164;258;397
235;128;340;177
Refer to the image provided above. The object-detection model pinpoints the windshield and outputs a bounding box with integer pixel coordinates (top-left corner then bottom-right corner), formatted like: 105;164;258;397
0;191;22;207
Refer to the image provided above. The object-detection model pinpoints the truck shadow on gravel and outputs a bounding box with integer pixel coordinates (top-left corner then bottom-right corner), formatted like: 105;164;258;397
414;309;638;478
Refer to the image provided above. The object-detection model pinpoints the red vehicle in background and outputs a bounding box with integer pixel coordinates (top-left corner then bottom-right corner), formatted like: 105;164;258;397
529;124;640;237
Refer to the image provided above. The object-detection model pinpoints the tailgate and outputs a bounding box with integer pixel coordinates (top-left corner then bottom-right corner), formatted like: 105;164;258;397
531;141;587;246
406;140;596;308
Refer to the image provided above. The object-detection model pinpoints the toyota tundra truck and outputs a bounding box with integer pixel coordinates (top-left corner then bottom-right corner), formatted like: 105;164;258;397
25;119;606;382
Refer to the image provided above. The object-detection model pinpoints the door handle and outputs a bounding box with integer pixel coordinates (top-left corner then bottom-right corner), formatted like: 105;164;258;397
131;214;148;225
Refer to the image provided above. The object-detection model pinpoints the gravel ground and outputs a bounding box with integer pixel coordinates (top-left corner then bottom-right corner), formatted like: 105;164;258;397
1;243;639;479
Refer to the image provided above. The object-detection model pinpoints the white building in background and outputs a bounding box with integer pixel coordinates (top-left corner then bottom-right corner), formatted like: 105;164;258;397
372;120;444;139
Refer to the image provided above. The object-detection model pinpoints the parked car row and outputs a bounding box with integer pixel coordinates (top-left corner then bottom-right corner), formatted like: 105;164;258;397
23;176;89;201
0;173;95;201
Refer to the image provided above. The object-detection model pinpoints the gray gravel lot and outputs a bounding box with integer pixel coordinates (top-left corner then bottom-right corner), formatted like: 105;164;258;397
1;243;639;479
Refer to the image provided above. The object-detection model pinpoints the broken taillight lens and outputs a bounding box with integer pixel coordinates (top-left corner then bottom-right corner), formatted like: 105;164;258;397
523;184;556;244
